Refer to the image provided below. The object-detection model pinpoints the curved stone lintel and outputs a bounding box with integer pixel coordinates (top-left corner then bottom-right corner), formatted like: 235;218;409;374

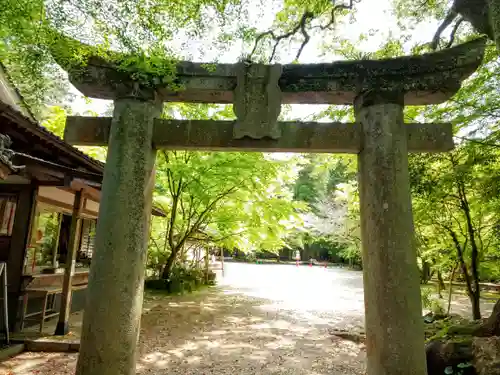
54;37;486;105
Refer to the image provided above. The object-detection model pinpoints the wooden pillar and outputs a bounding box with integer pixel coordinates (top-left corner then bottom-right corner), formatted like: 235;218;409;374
51;214;63;268
355;91;427;375
7;185;37;332
76;98;160;375
54;190;83;335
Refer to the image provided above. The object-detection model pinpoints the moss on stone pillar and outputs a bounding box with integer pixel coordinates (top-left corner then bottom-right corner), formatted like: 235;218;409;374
75;98;161;375
355;91;427;375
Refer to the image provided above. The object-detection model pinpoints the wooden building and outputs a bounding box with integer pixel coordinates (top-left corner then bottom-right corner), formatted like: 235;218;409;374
0;65;163;336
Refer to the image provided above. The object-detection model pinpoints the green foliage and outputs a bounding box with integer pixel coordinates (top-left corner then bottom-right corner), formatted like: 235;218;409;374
36;212;61;265
422;286;446;316
153;149;301;251
145;265;216;295
147;103;303;277
0;0;242;114
431;299;446;316
422;286;433;310
289;153;361;266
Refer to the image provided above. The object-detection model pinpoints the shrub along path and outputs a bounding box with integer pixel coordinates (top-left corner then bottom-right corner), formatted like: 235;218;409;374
0;287;365;375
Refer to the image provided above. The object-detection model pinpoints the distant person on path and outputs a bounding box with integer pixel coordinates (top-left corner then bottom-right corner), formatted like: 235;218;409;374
295;250;300;266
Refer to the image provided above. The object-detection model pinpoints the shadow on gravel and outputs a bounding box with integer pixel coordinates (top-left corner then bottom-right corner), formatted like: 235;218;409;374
136;287;365;374
0;287;365;375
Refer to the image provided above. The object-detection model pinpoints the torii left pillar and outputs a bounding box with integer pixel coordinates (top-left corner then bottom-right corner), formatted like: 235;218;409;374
75;96;161;375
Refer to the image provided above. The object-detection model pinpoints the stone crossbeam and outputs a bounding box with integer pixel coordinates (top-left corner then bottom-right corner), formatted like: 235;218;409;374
64;117;453;153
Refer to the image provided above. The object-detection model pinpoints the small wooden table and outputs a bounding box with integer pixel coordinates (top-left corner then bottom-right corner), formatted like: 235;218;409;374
20;284;87;333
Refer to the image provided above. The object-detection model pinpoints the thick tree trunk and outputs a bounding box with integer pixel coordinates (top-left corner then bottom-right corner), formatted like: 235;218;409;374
471;291;481;321
421;261;432;284
457;175;482;319
475;299;500;336
161;250;178;280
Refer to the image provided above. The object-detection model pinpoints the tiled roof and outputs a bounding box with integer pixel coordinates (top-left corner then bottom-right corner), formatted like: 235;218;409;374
0;101;104;173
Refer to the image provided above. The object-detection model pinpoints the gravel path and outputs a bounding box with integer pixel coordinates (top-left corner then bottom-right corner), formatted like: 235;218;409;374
0;287;366;375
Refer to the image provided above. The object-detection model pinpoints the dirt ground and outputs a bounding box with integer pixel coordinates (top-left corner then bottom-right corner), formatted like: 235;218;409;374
0;287;366;375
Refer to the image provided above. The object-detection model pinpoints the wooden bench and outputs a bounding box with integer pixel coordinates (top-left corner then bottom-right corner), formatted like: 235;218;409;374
20;284;87;333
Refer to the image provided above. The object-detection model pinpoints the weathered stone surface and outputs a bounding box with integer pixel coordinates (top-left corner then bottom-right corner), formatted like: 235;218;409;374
233;62;282;139
425;340;475;375
356;91;427;375
51;37;486;105
75;99;161;375
64;116;454;153
473;337;500;375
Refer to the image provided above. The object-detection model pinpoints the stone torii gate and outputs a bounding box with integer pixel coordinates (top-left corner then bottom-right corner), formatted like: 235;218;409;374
55;37;485;375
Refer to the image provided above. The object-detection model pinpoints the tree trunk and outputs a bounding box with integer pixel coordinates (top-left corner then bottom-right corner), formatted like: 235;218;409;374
471;290;482;321
475;299;500;336
437;270;445;298
457;176;481;319
421;261;431;284
448;264;458;315
161;249;179;279
448;227;480;320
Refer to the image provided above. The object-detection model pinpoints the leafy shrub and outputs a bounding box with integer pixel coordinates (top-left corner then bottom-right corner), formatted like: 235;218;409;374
145;265;216;294
430;298;446;316
422;287;433;310
422;286;446;316
144;278;168;290
246;253;257;262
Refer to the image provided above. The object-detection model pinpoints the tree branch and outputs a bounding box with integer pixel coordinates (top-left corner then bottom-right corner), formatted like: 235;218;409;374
446;16;464;48
250;0;354;62
174;186;239;255
431;9;458;50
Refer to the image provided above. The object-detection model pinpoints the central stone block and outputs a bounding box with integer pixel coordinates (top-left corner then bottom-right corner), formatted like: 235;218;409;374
233;61;283;140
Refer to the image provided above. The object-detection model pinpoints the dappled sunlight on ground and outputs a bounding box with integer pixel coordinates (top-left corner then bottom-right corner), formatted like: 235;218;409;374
0;352;78;374
0;286;365;375
2;264;497;374
135;287;365;374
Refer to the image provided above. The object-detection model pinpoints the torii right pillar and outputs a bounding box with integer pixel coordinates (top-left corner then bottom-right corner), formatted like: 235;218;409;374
356;90;426;375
